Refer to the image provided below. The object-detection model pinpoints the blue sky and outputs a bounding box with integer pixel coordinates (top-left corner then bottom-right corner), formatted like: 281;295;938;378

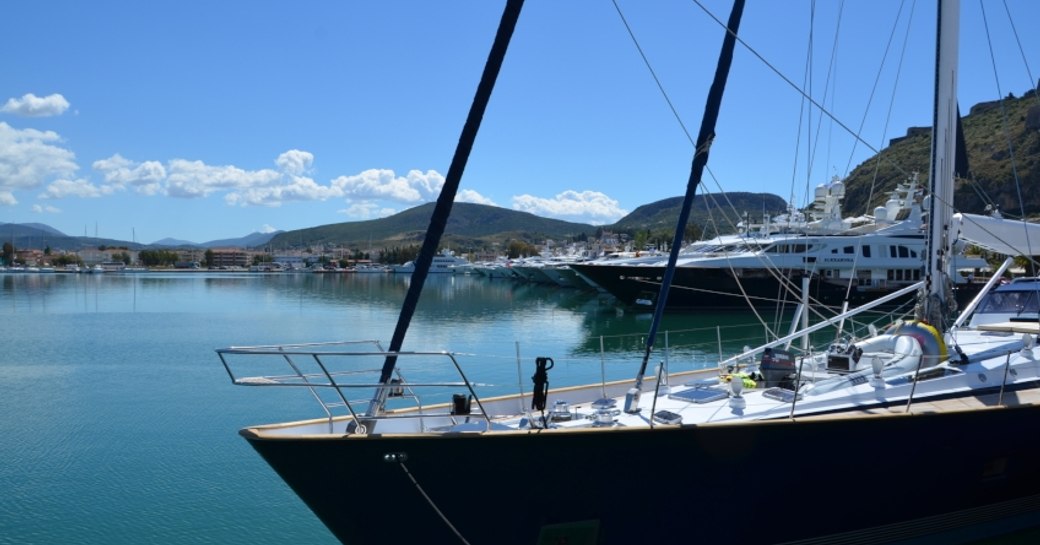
2;1;1038;244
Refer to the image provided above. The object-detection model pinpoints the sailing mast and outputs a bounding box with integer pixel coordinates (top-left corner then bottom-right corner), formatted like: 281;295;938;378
367;0;525;416
630;0;746;403
918;0;959;327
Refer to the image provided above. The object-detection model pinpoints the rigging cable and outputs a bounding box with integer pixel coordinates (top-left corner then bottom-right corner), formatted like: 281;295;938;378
979;1;1033;261
690;0;912;181
634;0;746;391
613;1;888;343
396;460;472;545
370;0;524;413
611;0;694;146
612;0;788;337
806;0;844;196
1001;0;1039;106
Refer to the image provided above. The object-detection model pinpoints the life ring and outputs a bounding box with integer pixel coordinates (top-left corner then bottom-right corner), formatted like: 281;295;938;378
884;320;947;365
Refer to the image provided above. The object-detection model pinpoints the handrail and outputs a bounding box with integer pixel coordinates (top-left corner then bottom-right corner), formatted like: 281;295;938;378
718;281;923;368
952;256;1014;328
218;342;494;432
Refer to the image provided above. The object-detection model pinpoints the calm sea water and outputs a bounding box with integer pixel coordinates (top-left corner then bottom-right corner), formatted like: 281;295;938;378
0;271;783;545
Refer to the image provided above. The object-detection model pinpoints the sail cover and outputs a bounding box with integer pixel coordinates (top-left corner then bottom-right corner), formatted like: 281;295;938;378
954;213;1040;257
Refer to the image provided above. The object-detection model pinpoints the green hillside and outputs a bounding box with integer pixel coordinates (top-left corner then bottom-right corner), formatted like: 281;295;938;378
265;190;794;251
267;202;599;250
842;89;1040;217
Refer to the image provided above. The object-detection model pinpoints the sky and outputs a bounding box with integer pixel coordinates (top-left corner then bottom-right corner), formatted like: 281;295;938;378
2;1;1038;245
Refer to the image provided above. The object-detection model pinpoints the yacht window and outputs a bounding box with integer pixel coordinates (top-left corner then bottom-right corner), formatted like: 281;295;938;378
843;246;854;254
887;269;895;281
977;291;1040;314
898;246;910;258
889;246;896;258
861;246;871;257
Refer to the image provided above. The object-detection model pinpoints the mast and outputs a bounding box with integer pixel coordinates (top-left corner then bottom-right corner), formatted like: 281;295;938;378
918;0;959;327
368;0;524;416
632;0;746;395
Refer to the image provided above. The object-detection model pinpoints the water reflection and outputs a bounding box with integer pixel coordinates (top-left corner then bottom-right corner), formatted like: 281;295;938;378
0;271;814;372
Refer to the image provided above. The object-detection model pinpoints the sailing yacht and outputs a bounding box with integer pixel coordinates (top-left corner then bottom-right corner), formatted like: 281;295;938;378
218;1;1040;544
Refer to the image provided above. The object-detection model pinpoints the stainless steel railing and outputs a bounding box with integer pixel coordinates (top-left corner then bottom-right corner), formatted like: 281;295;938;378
217;340;492;433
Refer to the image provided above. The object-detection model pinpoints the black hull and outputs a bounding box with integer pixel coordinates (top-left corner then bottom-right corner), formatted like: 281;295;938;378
570;264;984;310
245;403;1040;545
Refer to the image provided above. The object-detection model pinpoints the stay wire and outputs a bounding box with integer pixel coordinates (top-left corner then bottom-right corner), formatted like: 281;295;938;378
689;0;910;181
979;1;1032;259
611;0;695;147
613;1;873;341
1001;0;1039;106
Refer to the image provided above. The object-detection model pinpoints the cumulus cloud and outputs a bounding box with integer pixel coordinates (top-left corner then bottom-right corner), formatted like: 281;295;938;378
40;178;109;199
0;122;79;205
93;154;166;195
31;204;61;214
225;175;343;207
165;159;281;198
1;93;70;117
456;189;496;206
2;134;459;216
331;169;444;203
512;190;627;224
339;201;397;220
275;149;314;176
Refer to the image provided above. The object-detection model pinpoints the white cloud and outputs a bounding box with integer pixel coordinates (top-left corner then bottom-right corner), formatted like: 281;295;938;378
339;201;397;220
259;224;277;234
93;154;166;195
512;190;627;224
0;122;79;205
39;178;109;199
165;159;281;198
31;204;61;214
275;149;314;176
456;189;496;206
225;175;343;207
331;169;444;203
1;93;70;117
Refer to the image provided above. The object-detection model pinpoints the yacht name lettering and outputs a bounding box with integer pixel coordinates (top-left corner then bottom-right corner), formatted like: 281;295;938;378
823;257;854;262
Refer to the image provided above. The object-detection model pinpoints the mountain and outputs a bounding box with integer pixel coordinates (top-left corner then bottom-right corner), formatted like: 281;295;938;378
842;87;1040;217
151;238;201;248
0;223;141;251
267;202;599;250
609;192;789;235
202;231;283;249
262;194;791;251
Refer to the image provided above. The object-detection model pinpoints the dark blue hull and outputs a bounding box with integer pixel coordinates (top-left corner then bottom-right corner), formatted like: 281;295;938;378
570;263;984;310
244;400;1040;545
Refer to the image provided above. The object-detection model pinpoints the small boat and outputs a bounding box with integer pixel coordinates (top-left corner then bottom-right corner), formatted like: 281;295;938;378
392;249;471;274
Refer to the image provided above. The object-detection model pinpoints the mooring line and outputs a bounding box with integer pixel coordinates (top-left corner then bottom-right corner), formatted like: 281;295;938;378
398;461;472;545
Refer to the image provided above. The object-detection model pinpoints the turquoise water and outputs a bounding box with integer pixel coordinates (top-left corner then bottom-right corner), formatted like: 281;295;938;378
0;272;784;544
2;271;1031;544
